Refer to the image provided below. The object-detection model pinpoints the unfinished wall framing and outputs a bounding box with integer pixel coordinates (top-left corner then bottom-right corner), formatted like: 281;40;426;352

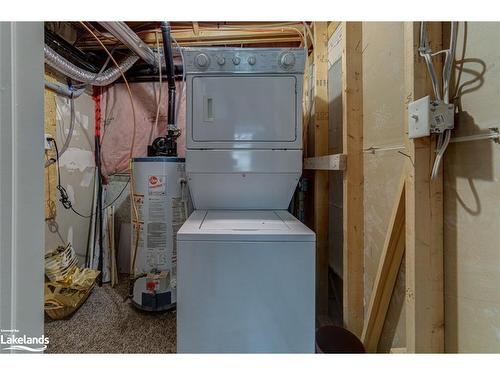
316;21;499;353
315;22;443;352
305;21;364;333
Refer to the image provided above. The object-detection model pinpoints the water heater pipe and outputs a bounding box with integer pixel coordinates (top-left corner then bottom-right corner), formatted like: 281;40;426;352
161;21;176;128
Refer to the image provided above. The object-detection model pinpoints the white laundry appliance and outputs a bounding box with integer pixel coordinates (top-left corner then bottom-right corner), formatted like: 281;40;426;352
177;48;315;353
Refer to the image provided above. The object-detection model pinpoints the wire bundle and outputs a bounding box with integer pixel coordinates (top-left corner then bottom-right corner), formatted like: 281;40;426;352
419;22;458;180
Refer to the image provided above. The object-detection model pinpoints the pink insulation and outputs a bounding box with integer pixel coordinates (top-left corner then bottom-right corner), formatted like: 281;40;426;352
99;81;186;177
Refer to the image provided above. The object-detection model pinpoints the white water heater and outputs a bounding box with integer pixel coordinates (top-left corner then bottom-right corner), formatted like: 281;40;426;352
130;157;188;311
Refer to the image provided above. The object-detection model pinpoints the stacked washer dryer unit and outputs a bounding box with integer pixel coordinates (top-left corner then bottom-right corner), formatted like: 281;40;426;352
177;48;316;353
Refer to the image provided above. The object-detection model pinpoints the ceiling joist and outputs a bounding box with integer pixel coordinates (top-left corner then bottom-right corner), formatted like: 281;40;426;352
74;22;306;49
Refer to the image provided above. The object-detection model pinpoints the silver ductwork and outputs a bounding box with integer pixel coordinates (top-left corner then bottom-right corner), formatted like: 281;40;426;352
99;22;158;67
44;44;139;86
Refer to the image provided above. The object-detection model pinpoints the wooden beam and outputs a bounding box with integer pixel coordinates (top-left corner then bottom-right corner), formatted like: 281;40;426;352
312;22;330;315
167;29;302;44
403;22;444;353
78;28;303;48
192;22;199;36
342;22;364;337
171;36;301;47
304;154;346;171
361;171;406;352
328;22;341;40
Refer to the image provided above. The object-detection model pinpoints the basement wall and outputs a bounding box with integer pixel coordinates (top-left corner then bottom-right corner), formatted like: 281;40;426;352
44;78;187;267
44;72;96;264
443;22;500;353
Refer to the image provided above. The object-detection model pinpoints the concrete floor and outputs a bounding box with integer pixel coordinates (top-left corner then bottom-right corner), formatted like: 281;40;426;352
44;275;176;353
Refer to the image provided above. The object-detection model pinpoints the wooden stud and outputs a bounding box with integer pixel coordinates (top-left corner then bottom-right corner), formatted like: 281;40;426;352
342;22;364;337
304;154;346;171
403;21;444;353
361;170;406;352
312;22;330;315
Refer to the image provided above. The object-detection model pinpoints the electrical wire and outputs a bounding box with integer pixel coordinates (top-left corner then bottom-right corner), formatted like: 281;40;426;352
419;22;458;180
419;22;442;101
45;95;75;168
79;22;137;160
431;129;451;180
48;136;130;218
72;181;130;218
302;22;313;50
79;21;141;298
443;22;458;104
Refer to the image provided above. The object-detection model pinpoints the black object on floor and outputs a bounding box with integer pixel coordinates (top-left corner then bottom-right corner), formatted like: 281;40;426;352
316;325;366;353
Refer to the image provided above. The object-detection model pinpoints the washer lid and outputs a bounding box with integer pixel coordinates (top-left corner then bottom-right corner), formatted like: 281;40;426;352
178;210;315;242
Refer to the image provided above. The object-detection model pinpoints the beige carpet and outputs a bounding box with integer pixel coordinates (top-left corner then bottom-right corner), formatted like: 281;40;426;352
44;275;176;353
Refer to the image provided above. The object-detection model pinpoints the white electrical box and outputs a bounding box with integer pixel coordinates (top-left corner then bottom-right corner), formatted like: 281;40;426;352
408;96;431;139
409;95;454;139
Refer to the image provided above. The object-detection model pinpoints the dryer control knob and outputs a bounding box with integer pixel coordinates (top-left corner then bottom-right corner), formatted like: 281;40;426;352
280;52;295;69
217;56;226;65
195;53;210;68
247;55;257;65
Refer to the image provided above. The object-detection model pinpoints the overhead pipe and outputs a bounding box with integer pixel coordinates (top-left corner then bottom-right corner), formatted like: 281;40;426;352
126;63;183;79
99;22;158;68
45;80;86;98
147;21;179;157
44;44;139;86
161;21;176;128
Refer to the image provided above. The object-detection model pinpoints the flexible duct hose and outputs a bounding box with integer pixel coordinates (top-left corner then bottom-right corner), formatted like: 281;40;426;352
99;22;157;67
44;44;139;86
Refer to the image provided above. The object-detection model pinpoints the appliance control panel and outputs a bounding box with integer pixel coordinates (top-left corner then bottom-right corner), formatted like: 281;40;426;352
183;48;306;74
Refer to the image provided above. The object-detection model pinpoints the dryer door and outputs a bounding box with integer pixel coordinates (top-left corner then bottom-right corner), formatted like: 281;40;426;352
191;75;297;145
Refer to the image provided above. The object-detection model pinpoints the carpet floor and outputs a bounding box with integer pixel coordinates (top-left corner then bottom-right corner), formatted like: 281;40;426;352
44;275;176;353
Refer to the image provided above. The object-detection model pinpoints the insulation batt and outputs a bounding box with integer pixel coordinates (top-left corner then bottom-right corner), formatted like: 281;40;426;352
99;81;186;178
